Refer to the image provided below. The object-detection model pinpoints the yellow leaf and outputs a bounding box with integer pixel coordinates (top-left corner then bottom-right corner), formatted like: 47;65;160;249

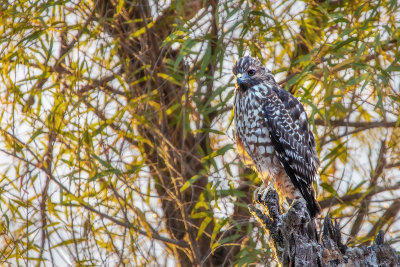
130;21;155;39
157;73;181;86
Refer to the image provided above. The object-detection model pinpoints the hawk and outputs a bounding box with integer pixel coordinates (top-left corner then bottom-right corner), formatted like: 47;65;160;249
233;56;321;217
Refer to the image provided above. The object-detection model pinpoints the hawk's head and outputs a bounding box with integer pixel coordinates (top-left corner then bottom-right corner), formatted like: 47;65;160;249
232;56;275;91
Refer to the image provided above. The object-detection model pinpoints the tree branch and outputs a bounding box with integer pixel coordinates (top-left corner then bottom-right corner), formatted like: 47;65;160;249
249;189;399;266
366;199;400;242
349;141;387;240
319;182;400;209
314;119;398;128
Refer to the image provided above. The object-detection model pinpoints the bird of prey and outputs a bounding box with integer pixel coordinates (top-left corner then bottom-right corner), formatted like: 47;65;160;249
232;56;321;217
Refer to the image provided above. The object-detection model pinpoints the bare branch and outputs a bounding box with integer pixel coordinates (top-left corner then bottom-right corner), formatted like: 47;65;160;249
319;182;400;209
366;199;400;242
314;119;398;128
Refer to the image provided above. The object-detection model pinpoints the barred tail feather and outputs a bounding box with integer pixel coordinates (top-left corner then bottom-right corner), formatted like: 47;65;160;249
304;187;321;218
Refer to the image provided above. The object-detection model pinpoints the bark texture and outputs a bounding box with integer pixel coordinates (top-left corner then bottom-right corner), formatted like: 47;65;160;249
249;190;400;267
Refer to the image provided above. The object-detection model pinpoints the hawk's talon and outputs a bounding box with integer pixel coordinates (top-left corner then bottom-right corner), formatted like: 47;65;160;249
262;186;270;201
254;176;277;204
254;184;265;203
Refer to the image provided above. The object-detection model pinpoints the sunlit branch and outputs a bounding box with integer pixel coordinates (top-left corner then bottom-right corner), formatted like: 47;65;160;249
319;182;400;209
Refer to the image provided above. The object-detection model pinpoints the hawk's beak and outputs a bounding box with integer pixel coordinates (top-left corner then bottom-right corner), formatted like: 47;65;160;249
236;73;243;86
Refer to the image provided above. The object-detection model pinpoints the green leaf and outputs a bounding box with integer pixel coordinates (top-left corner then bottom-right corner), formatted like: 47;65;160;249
333;37;358;51
196;216;212;240
201;144;233;163
320;182;337;195
193;128;225;135
180;175;202;192
51;239;86;249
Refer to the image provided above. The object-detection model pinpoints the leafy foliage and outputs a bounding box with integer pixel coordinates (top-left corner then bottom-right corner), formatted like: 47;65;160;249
0;0;399;265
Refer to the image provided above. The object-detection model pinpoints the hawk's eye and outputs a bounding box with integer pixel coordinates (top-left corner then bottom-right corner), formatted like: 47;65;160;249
248;69;255;76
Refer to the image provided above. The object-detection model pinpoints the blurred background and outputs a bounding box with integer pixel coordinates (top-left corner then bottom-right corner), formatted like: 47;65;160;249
0;0;399;266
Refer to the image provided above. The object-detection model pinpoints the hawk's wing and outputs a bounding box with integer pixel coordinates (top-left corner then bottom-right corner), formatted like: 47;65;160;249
262;87;319;198
235;133;256;168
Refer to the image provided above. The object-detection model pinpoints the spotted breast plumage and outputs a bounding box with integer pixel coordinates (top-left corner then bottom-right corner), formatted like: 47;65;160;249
233;56;321;217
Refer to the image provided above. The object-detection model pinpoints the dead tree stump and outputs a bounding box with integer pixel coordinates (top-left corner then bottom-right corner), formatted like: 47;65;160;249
249;189;399;267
